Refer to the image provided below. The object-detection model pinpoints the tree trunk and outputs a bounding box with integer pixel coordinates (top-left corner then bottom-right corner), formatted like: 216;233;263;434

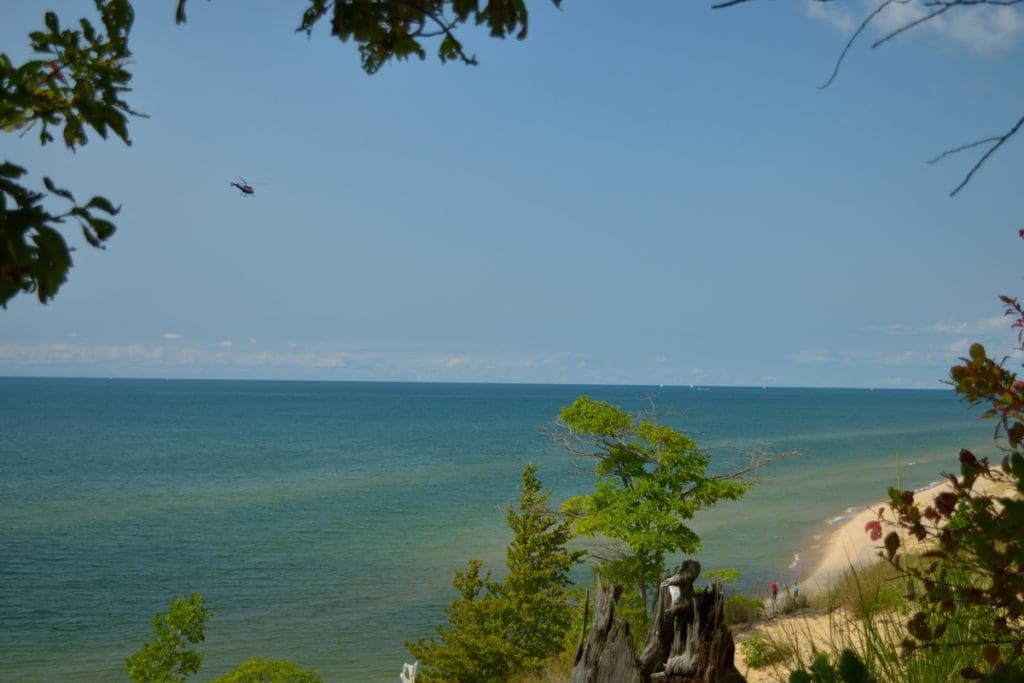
573;561;746;683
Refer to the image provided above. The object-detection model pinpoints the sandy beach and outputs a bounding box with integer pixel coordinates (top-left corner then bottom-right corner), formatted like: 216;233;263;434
800;471;1009;596
801;476;950;596
733;472;1010;682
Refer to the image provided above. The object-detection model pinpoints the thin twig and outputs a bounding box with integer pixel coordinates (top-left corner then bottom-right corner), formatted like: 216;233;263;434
820;0;894;89
943;114;1024;196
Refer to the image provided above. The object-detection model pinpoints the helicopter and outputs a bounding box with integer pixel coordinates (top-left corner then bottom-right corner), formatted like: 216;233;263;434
230;178;255;196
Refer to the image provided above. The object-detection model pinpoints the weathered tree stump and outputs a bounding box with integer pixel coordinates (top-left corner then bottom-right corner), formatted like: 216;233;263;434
572;582;642;683
572;561;746;683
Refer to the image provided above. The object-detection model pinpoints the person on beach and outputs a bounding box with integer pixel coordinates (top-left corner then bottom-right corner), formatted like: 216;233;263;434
770;581;778;602
793;583;798;598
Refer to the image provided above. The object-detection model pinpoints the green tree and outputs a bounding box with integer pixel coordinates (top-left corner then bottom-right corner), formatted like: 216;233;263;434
558;396;765;614
126;593;210;683
407;463;583;682
502;462;586;670
209;657;323;683
126;594;323;683
408;559;516;683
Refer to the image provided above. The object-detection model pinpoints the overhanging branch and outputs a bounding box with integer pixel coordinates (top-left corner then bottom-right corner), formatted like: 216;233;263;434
713;0;1024;195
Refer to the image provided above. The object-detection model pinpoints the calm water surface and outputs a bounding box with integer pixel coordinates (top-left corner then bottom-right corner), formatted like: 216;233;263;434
0;378;993;681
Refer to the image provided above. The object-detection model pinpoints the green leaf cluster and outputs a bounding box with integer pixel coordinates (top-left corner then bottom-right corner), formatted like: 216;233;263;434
290;0;562;74
1;1;134;307
126;593;210;683
407;464;584;682
559;396;749;610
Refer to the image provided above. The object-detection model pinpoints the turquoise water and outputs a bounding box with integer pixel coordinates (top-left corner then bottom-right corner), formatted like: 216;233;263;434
0;378;994;682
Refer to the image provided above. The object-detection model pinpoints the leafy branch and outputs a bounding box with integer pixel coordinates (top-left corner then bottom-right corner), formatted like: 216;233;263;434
1;0;137;307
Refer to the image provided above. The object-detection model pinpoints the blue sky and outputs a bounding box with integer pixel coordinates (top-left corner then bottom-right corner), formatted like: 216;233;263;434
1;1;1022;387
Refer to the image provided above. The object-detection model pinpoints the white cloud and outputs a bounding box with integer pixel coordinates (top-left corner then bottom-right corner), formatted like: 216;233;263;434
876;315;1011;337
792;346;957;368
805;0;856;33
219;340;233;347
163;332;182;340
806;0;1024;55
978;314;1011;332
926;4;1024;55
791;349;833;364
0;343;590;383
948;338;972;354
839;349;918;366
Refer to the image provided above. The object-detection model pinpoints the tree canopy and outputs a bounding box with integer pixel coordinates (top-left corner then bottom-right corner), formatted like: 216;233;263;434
407;463;583;682
178;0;562;75
126;593;210;683
557;396;768;615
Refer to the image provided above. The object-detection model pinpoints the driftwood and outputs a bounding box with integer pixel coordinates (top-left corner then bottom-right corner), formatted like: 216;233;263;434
573;561;746;683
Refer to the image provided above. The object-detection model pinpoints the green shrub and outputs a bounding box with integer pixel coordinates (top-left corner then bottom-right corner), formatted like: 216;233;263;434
210;657;323;683
741;633;792;669
825;560;904;621
779;592;810;615
724;594;764;626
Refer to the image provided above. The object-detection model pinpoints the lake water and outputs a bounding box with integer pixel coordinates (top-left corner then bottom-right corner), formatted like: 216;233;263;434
0;378;994;681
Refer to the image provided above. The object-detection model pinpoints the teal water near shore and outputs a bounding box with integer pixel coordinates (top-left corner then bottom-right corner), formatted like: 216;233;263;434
0;378;995;682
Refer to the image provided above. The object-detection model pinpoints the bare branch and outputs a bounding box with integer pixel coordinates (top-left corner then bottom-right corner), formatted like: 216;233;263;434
927;136;1002;164
710;447;796;483
818;0;894;89
939;114;1024;196
715;0;1024;195
871;2;953;49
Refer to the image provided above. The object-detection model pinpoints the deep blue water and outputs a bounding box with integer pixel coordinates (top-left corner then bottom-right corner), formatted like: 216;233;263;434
0;378;994;681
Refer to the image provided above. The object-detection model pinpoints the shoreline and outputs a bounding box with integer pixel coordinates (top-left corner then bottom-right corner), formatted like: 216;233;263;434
799;477;955;596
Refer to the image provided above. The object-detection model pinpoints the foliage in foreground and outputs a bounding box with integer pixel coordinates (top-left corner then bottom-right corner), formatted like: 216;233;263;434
867;288;1024;680
792;256;1024;682
789;650;876;683
1;2;131;307
407;463;584;683
4;0;562;308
